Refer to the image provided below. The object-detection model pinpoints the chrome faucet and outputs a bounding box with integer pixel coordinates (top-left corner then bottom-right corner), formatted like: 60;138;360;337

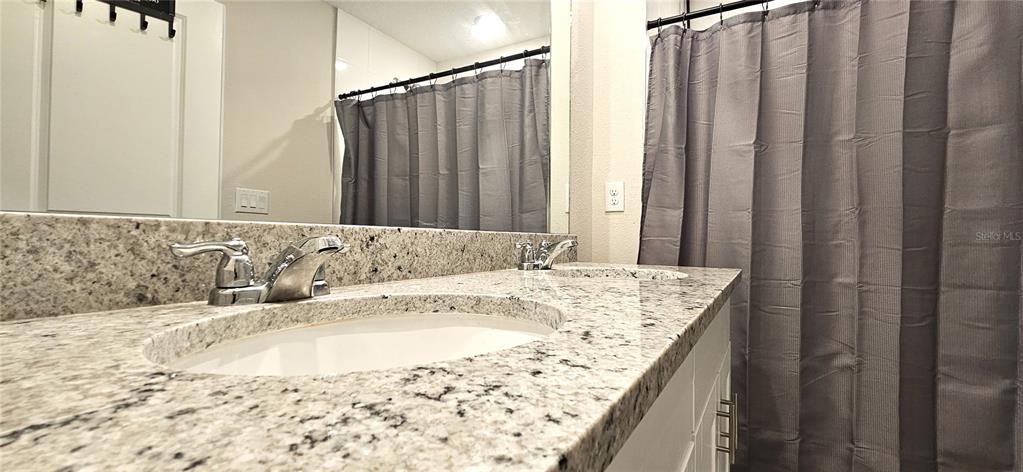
170;235;349;305
516;239;577;270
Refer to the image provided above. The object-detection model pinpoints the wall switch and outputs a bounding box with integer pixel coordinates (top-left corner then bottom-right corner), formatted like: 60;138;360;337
235;187;270;214
606;180;625;212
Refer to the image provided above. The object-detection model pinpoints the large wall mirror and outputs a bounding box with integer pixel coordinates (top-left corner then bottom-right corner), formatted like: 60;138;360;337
0;0;569;233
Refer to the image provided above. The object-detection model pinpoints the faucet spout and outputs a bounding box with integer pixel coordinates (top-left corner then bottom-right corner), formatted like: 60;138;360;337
263;236;349;302
538;239;578;270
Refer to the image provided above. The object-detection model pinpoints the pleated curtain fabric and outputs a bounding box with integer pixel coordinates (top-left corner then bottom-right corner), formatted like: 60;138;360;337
335;59;550;232
639;1;1023;471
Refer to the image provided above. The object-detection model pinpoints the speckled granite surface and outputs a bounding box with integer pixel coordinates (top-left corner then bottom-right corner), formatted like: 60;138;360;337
0;212;575;320
0;263;740;471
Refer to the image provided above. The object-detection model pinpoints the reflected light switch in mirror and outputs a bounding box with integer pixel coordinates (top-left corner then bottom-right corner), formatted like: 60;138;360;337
235;187;270;215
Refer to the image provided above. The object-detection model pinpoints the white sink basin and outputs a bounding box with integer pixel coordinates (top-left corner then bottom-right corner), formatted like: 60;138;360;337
548;266;689;280
145;295;563;377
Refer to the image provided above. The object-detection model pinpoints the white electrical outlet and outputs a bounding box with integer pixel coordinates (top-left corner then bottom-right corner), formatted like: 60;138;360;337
235;187;270;214
606;180;625;212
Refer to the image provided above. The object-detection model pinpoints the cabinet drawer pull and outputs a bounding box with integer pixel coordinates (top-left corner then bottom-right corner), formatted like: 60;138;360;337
715;393;738;465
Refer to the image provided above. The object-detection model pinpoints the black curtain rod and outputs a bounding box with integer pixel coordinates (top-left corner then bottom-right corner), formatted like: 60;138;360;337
337;45;550;100
648;0;777;30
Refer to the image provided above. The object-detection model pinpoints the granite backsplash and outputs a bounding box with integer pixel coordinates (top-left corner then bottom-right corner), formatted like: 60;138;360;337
0;212;576;320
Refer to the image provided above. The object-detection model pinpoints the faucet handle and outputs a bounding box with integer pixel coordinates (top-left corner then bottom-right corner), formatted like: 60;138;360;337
169;239;247;257
169;238;254;288
516;240;536;269
516;240;534;257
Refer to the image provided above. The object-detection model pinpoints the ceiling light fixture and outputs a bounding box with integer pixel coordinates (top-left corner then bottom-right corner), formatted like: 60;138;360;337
471;13;506;41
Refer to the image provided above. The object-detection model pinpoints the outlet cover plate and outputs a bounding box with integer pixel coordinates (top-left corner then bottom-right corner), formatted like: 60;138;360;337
606;180;624;212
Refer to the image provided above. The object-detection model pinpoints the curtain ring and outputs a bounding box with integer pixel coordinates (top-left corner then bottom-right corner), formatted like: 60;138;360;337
474;62;481;78
656;17;662;33
719;3;724;24
499;56;505;71
450;67;458;81
429;73;437;87
762;0;769;16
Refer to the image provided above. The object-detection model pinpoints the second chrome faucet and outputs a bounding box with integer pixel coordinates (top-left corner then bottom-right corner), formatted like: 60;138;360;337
516;239;577;270
170;235;349;306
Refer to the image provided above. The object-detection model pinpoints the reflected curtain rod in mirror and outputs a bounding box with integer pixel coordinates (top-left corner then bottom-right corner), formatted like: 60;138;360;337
336;45;550;100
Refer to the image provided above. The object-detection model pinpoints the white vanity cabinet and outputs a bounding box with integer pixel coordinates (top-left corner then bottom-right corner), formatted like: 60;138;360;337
608;301;734;472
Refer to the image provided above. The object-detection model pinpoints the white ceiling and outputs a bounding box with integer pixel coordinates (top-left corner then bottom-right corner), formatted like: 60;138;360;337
327;0;550;63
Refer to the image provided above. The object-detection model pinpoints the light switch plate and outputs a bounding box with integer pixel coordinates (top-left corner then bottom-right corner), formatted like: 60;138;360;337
606;180;624;212
235;187;270;214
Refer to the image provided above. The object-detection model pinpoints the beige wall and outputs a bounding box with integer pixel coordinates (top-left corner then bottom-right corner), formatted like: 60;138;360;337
221;0;336;224
569;0;647;263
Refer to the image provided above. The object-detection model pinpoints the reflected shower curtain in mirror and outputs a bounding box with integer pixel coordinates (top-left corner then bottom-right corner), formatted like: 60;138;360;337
639;1;1022;471
335;59;549;232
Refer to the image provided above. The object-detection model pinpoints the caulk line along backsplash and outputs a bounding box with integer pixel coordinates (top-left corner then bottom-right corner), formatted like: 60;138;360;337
0;212;576;321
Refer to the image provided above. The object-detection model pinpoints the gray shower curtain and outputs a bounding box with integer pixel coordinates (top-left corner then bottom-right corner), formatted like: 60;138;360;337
639;1;1022;471
335;59;550;232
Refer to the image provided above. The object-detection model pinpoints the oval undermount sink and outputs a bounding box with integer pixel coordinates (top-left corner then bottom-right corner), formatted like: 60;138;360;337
548;266;689;280
144;295;563;377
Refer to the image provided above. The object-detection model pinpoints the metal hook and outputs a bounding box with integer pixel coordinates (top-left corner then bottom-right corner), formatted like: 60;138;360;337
429;73;437;87
499;56;505;71
168;21;176;38
75;0;82;13
719;3;724;24
140;14;148;31
108;3;116;22
474;62;481;78
656;17;663;33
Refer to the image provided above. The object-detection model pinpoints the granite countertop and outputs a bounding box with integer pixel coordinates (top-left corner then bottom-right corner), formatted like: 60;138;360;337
0;263;740;471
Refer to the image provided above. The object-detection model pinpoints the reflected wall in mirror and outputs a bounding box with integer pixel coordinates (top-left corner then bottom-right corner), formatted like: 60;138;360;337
0;0;568;233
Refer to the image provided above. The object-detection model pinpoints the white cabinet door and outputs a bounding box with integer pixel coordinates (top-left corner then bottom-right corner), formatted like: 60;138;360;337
608;297;732;471
693;368;721;471
606;355;695;472
717;344;732;472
